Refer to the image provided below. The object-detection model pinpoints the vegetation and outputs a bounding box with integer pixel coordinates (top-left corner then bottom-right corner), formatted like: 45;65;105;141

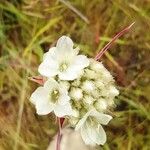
0;0;149;149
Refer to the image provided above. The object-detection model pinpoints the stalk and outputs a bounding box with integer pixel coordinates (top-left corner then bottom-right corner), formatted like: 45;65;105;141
95;22;135;60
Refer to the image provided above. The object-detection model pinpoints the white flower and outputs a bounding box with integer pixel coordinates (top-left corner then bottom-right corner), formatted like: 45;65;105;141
75;110;112;145
38;36;89;80
30;78;73;117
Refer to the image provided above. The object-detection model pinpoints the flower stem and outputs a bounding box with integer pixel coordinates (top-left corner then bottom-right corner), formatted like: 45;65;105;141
56;118;62;150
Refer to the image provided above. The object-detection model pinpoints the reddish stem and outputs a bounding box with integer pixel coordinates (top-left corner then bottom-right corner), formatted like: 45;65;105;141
95;22;135;61
56;118;62;150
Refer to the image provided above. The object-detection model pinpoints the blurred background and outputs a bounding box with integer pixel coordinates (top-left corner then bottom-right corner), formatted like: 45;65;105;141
0;0;150;150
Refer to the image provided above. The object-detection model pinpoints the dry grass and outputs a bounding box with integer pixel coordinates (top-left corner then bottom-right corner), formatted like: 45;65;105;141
0;0;150;149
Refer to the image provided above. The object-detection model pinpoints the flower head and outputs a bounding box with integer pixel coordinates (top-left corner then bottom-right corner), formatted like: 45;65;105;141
29;35;120;147
38;36;89;80
30;78;72;117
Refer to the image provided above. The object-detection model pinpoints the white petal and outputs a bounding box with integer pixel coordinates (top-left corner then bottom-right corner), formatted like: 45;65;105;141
90;111;112;125
30;87;48;105
73;55;90;69
38;60;58;77
75;111;92;130
44;78;59;90
36;102;54;115
86;122;106;145
97;125;107;145
38;47;60;77
80;124;95;145
58;84;70;105
30;87;54;115
58;68;82;80
43;47;57;60
75;117;87;131
54;103;73;117
56;36;73;50
58;94;70;105
59;55;89;80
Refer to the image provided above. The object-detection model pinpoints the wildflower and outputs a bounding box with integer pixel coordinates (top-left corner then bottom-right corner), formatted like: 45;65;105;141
75;109;112;145
38;36;89;80
30;78;72;117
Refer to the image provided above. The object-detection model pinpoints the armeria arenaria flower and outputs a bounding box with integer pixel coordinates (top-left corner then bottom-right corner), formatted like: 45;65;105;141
38;36;89;80
30;78;72;117
30;23;134;150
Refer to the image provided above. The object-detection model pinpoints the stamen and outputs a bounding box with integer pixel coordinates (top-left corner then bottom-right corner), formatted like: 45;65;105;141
50;90;60;103
59;63;68;72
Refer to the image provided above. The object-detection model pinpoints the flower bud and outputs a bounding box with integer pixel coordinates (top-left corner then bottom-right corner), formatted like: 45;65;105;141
71;79;81;87
82;80;95;93
72;109;80;117
83;95;95;105
108;86;119;97
84;69;98;80
69;117;79;126
94;98;108;111
70;87;83;101
90;59;104;72
95;80;105;89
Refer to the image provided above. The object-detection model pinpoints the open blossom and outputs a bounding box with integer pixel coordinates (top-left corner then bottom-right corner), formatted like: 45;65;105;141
75;109;112;145
30;78;72;117
38;36;89;80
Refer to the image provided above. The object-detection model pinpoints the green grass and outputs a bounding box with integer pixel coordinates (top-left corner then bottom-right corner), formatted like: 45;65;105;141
0;0;150;149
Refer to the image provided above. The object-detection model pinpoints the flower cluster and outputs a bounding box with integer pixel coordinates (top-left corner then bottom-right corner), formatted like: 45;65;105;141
30;36;119;146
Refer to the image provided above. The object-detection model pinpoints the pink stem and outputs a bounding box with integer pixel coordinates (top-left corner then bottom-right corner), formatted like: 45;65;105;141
56;118;62;150
95;22;135;61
